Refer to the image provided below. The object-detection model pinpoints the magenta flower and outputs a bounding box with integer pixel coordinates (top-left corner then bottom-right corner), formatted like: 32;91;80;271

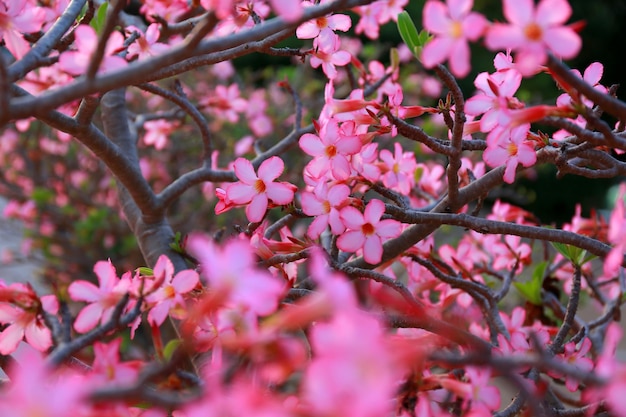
301;182;351;239
485;0;581;75
337;199;402;265
605;184;626;277
421;0;488;77
299;117;362;181
296;2;351;40
379;142;417;195
225;157;296;223
145;255;199;327
58;25;127;75
483;125;536;184
68;260;131;333
309;35;352;80
0;0;46;59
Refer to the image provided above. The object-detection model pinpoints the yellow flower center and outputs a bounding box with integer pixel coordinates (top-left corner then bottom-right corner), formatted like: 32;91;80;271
507;143;519;156
323;200;331;214
449;21;463;39
326;145;337;157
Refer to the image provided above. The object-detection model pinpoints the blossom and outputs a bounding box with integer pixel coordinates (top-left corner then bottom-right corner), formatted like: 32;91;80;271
225;157;296;223
296;3;351;40
90;338;141;386
68;260;131;333
482;124;536;184
126;24;169;60
145;255;199;327
337;199;402;265
58;25;127;75
187;235;285;316
143;119;177;150
604;184;626;277
379;142;417;195
421;0;488;77
0;0;46;59
309;34;352;80
485;0;581;75
299;117;362;181
301;182;351;239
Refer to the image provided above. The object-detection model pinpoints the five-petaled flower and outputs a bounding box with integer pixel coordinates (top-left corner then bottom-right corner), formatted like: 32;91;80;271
225;157;296;223
337;199;402;265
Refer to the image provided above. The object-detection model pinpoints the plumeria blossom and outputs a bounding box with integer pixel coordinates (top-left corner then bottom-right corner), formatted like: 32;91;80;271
126;24;170;60
145;255;200;327
485;0;581;75
225;157;296;223
68;260;131;333
309;34;352;80
301;182;351;239
483;124;536;184
90;338;142;386
296;2;351;41
58;25;127;75
299;117;362;181
379;142;417;195
0;283;56;355
421;0;488;77
0;0;46;59
337;199;402;265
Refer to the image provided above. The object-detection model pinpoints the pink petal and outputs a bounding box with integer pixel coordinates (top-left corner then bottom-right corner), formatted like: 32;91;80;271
363;235;383;264
330;155;352;181
172;270;200;293
337;230;365;253
327;184;350;205
331;51;351;66
270;0;302;22
257;156;285;182
483;145;509;168
24;321;52;352
363;199;385;224
148;301;171;327
448;39;471;78
447;0;473;21
462;12;488;41
485;24;525;51
307;215;330;239
233;158;258;184
301;191;325;216
246;193;268;223
503;158;519;184
299;134;326;157
74;302;104;333
226;183;255;204
296;21;320;39
543;27;581;59
68;280;101;303
421;36;454;69
265;182;295;205
328;14;351;32
536;0;571;26
502;0;533;26
94;260;117;290
0;323;24;355
0;304;19;322
423;1;452;35
584;62;603;85
340;206;365;229
376;219;402;238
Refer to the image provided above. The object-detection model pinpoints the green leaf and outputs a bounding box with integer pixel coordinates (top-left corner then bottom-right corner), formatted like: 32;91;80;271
551;242;588;267
91;2;108;35
137;267;153;277
397;11;421;57
163;339;182;361
514;261;545;305
31;187;55;206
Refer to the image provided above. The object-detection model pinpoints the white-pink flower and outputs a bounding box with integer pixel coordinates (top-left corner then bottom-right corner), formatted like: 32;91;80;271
485;0;581;75
421;0;488;77
225;157;296;223
58;25;127;75
145;255;199;327
337;199;402;265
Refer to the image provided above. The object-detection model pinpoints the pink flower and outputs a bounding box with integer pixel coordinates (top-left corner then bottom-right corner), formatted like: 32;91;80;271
58;25;127;75
296;3;351;40
91;338;141;386
485;0;581;75
482;125;536;184
440;367;501;415
379;142;417;195
143;119;177;150
68;260;131;333
269;0;303;22
126;23;169;60
421;0;488;77
309;34;352;80
225;157;296;223
337;199;402;265
0;0;46;59
187;235;285;316
301;182;351;239
201;84;247;123
0;283;55;355
299;118;362;181
145;255;199;327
